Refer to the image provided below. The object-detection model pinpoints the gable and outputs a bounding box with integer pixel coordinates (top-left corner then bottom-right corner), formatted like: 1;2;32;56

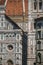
0;14;21;30
5;15;21;29
0;14;22;42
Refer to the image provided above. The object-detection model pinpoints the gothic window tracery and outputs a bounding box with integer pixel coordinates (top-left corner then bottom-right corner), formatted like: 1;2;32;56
33;0;42;11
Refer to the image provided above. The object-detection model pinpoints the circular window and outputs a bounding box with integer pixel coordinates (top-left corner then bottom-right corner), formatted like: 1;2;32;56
7;45;13;50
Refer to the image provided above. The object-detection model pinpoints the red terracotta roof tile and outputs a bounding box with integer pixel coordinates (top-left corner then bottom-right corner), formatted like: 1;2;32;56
6;0;28;16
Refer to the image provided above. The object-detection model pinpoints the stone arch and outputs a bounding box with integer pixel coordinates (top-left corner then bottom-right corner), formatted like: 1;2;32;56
7;59;13;65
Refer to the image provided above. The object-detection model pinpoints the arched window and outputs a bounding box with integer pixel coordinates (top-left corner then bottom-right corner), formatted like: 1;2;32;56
33;0;43;11
37;41;41;50
0;58;2;65
37;22;41;29
39;0;42;10
7;59;13;65
37;31;41;39
34;0;37;10
37;52;41;64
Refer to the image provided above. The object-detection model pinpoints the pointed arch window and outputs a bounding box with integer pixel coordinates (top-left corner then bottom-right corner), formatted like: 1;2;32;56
0;58;2;65
7;59;13;65
39;0;42;10
37;41;41;50
33;0;43;11
37;52;41;64
34;0;37;10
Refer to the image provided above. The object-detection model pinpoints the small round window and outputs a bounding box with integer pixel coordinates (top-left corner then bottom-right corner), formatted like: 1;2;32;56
7;45;13;50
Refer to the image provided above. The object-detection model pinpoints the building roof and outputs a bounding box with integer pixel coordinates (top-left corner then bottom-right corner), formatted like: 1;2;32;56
0;0;6;5
6;0;28;16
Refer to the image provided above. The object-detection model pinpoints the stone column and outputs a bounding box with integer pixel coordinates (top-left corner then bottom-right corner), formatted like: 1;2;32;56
27;0;35;65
